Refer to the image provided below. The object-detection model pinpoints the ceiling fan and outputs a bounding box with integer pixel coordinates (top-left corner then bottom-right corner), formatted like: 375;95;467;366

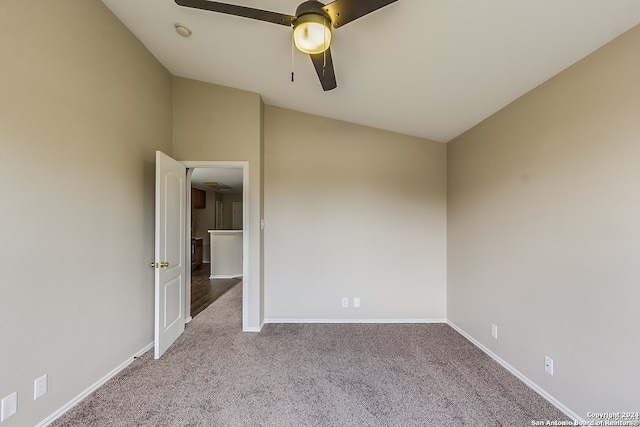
174;0;398;91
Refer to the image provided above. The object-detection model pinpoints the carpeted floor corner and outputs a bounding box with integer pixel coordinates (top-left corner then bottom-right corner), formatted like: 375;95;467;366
51;283;568;426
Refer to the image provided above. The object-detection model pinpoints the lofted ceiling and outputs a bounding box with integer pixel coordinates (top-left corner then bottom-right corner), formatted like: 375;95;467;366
101;0;640;142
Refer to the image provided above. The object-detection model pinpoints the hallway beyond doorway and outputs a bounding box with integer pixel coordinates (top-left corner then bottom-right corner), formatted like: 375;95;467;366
190;263;241;318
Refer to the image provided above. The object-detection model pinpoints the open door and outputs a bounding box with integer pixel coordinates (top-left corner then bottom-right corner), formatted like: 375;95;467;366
153;151;186;359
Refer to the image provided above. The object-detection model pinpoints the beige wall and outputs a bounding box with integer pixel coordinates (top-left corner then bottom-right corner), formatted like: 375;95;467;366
0;1;173;426
264;107;447;320
172;77;263;328
447;25;640;417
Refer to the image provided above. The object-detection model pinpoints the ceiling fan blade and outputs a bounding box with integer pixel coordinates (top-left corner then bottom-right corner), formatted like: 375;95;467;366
309;48;337;91
174;0;296;27
323;0;397;28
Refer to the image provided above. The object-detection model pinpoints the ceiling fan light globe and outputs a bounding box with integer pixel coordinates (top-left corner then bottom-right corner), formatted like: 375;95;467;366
293;15;331;55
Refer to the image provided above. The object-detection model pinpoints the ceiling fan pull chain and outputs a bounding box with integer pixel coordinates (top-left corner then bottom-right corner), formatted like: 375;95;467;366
291;30;295;82
323;49;328;76
323;17;327;76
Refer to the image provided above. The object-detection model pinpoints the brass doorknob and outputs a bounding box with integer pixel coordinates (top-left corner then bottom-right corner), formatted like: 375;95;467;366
150;261;170;268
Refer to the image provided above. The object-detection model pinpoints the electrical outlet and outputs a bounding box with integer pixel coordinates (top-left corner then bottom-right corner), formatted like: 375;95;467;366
491;324;498;339
545;356;554;375
341;297;349;308
34;374;48;400
353;297;360;308
1;392;17;422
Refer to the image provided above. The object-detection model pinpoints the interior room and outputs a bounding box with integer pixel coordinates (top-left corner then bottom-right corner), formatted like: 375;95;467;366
1;1;639;426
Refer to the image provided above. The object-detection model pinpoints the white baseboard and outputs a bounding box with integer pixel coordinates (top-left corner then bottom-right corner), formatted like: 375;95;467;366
446;321;583;422
210;274;242;279
36;342;154;427
265;318;447;324
242;319;264;332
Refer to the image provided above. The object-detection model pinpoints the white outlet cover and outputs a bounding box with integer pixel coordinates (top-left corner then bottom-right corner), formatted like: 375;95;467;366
491;324;498;339
1;392;18;422
341;298;349;308
353;297;360;308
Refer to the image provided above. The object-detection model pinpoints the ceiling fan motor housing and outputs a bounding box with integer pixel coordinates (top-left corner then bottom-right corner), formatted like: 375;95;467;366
295;1;331;22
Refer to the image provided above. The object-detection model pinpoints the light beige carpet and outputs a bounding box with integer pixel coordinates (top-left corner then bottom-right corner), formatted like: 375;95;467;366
51;284;568;426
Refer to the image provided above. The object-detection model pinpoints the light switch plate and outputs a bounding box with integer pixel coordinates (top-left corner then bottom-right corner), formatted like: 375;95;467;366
35;374;48;400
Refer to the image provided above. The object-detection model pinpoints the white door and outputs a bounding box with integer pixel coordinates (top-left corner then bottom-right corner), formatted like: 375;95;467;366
154;151;186;359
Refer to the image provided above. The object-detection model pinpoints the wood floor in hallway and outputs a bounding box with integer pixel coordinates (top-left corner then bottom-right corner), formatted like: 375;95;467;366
190;263;241;318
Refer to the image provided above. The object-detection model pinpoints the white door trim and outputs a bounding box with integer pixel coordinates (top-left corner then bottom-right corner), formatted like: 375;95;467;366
182;161;250;331
184;168;194;323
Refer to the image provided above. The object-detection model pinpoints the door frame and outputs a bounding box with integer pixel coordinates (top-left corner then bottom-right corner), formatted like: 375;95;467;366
183;161;250;330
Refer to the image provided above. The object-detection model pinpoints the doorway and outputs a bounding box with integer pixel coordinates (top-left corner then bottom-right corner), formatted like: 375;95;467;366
183;161;249;327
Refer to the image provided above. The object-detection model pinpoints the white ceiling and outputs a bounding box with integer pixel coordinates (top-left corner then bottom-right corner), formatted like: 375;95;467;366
101;0;640;142
191;167;244;192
